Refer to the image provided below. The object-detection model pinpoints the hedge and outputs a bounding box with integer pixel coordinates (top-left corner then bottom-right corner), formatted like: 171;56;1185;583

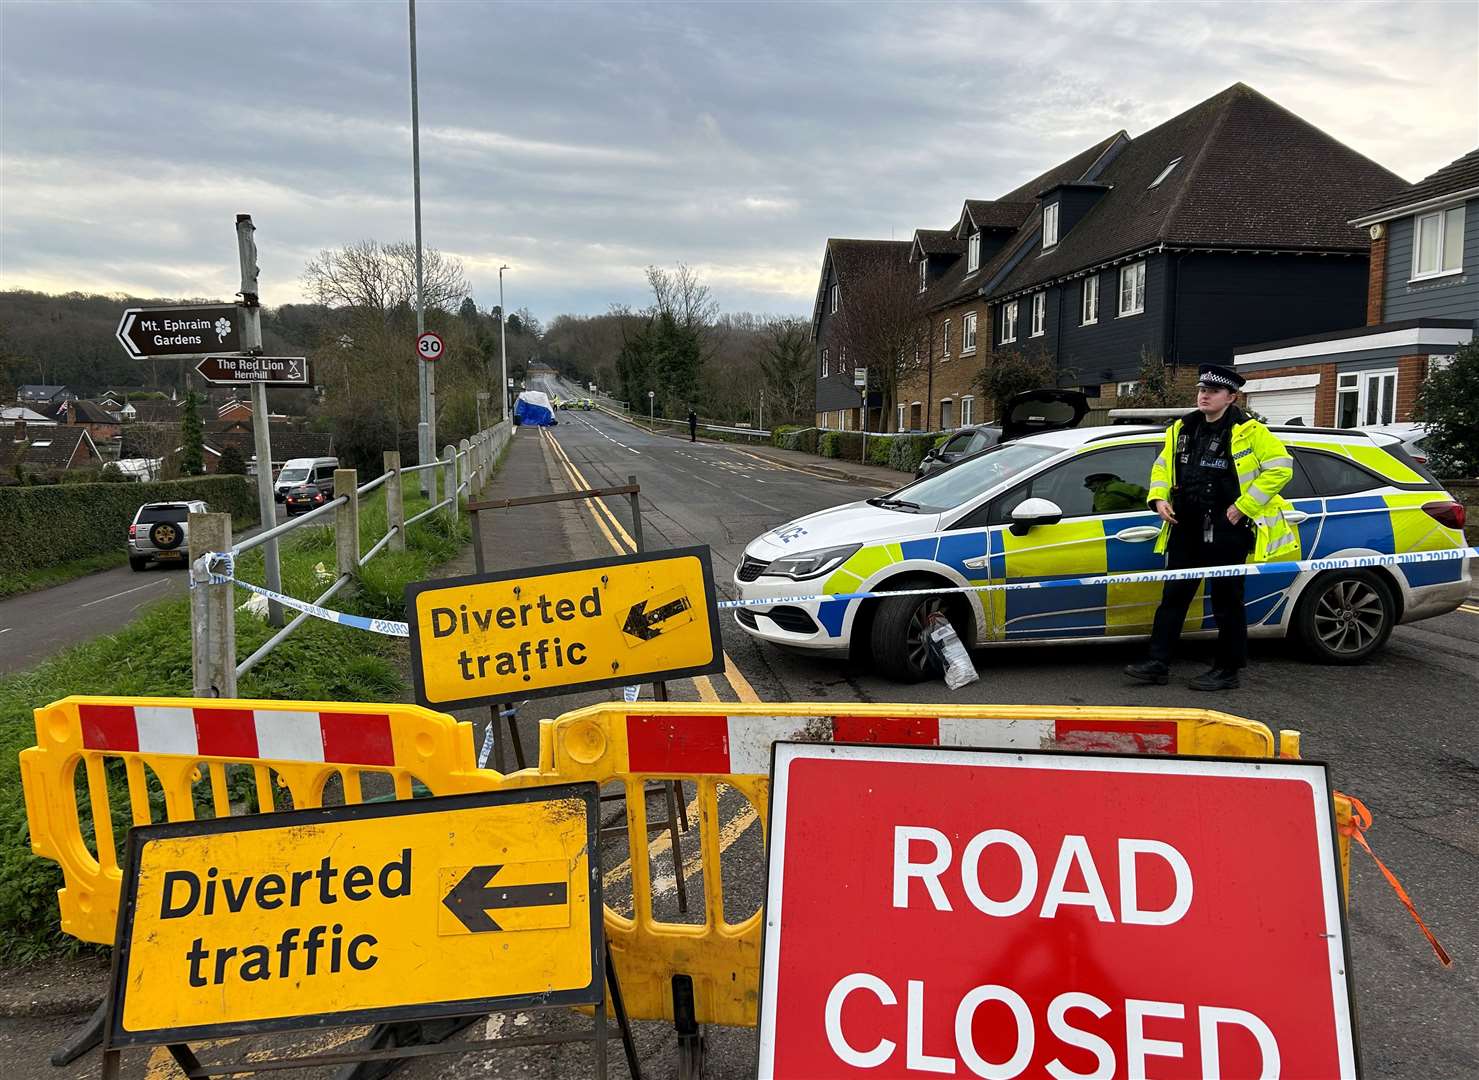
0;476;260;578
771;426;820;455
888;433;940;474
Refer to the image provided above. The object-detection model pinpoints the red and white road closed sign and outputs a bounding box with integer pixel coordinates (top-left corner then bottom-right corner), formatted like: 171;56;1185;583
758;745;1357;1079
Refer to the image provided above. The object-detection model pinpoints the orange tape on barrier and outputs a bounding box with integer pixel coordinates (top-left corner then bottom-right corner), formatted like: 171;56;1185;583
1337;792;1452;967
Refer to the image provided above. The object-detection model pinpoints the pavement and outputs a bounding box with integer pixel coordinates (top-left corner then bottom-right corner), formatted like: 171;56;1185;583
3;378;1477;1078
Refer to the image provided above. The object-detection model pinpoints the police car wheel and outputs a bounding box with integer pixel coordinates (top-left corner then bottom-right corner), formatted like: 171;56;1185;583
1296;570;1394;664
872;594;948;683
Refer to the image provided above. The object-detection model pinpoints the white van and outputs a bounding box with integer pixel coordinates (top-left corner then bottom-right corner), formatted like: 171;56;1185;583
273;457;338;501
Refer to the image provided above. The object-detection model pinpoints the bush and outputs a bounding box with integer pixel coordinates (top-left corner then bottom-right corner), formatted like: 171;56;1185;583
0;475;259;580
771;426;820;454
888;433;940;473
1415;341;1479;476
866;436;892;466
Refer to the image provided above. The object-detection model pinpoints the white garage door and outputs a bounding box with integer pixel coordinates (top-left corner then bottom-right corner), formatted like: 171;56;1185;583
1247;387;1316;425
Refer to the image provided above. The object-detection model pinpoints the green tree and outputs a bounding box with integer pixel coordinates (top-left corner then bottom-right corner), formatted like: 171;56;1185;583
976;346;1069;417
1414;341;1479;475
1120;349;1186;408
758;316;816;424
179;389;205;476
217;445;248;475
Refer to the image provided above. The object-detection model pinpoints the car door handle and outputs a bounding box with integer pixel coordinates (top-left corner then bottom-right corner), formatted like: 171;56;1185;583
1284;510;1310;524
1114;526;1162;542
963;556;990;570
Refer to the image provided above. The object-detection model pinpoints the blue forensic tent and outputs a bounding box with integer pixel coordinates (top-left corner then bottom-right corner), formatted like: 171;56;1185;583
513;390;557;426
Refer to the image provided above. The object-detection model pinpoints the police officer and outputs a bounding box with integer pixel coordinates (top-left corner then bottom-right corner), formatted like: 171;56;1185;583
1124;364;1300;691
1084;472;1146;514
688;408;698;442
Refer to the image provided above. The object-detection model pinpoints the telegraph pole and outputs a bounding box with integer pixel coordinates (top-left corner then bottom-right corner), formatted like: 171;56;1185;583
409;0;433;494
235;214;283;628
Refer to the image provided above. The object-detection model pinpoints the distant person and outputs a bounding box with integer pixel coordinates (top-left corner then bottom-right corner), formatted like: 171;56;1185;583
688;409;698;442
1124;364;1299;691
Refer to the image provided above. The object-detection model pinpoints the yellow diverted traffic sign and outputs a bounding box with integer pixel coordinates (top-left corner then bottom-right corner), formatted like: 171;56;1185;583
405;546;723;709
107;785;600;1046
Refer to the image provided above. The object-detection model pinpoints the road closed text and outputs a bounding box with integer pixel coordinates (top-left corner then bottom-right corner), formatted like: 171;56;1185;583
820;827;1278;1078
759;747;1356;1080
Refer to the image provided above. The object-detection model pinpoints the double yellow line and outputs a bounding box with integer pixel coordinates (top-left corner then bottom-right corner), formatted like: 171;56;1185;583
541;428;763;898
541;428;759;704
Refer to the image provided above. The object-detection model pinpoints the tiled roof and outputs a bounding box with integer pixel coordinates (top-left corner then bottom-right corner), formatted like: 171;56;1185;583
0;428;93;475
61;400;120;424
960;200;1035;233
1356;147;1479;219
989;83;1407;299
128;400;183;423
914;229;965;257
211;427;333;462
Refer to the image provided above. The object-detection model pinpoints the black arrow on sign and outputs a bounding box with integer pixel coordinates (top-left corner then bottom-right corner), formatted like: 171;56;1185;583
441;865;567;933
622;595;693;642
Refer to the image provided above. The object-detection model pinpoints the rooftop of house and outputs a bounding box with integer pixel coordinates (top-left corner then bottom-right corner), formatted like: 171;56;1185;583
0;427;95;474
987;82;1408;300
1355;146;1479;222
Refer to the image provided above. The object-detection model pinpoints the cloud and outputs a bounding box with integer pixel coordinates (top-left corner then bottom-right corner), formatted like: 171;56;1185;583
2;0;1474;320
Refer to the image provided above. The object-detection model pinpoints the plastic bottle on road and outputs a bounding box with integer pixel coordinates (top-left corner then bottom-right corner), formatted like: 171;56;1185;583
925;612;979;690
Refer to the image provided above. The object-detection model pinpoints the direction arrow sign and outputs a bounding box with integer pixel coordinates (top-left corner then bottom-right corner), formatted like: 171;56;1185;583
441;864;569;933
106;784;600;1045
405;546;722;709
195;355;311;386
116;305;241;359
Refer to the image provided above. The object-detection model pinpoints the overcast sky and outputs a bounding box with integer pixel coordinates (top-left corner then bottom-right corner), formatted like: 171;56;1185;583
2;1;1476;321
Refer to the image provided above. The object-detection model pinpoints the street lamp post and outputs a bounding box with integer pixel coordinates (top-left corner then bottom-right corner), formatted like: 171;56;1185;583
648;389;655;430
498;264;510;421
408;0;432;495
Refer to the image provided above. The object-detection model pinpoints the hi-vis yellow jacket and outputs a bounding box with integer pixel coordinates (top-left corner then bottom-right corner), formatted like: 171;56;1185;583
1147;413;1301;562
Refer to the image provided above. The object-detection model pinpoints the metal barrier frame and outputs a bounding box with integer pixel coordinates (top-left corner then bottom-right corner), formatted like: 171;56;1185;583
188;421;513;695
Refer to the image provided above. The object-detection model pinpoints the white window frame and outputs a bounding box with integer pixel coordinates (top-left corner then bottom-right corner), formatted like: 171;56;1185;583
967;231;981;273
941;318;952;358
1118;261;1146;317
1117;380;1139;397
1411;205;1466;280
1148;157;1183;189
1030;293;1046;337
919;258;928;293
830;283;839;313
962;311;977;355
1081;275;1099;325
897;404;907;431
960;395;974;425
1335;372;1360;428
939;398;954;429
1001;301;1018;344
1042;202;1059;248
821;347;829;377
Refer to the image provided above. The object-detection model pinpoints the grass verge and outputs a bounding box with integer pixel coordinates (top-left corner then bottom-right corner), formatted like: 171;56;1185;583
0;485;473;963
0;552;129;600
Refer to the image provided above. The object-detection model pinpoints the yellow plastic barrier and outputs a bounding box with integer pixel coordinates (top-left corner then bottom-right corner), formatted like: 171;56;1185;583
22;696;1348;1030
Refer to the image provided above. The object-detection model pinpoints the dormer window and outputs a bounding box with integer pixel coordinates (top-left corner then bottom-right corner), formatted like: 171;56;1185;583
1042;203;1059;249
967;231;981;273
1149;157;1183;189
830;283;840;313
918;258;928;293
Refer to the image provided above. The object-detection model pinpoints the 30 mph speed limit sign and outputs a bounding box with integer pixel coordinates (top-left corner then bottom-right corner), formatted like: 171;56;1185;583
416;331;444;362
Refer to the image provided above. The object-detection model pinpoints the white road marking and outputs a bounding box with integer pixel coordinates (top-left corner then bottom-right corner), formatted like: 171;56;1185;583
0;627;11;635
79;578;169;608
571;412;641;454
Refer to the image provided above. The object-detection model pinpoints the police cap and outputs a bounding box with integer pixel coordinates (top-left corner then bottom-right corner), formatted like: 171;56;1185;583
1197;363;1245;391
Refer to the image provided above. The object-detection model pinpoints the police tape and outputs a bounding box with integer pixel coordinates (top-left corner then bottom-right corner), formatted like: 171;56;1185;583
191;547;1479;639
713;546;1479;610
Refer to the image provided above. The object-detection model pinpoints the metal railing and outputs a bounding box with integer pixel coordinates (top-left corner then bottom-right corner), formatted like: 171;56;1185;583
594;401;771;440
187;420;513;697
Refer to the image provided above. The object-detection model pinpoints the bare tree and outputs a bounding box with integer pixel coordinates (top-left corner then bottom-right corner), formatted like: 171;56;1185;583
758;316;816;424
828;259;929;429
301;240;470;315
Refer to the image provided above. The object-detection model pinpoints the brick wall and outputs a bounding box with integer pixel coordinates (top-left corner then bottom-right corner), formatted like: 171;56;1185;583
895;299;989;429
1395;354;1427;421
1366;233;1386;325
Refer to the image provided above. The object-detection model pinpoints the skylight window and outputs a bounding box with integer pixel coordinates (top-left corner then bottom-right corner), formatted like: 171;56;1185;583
1149;157;1183;189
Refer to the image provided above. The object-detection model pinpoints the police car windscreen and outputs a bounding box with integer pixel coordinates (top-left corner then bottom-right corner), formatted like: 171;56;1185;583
895;443;1059;512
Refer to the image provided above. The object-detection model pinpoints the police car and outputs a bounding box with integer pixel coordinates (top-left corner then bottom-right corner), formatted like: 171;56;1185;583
734;420;1469;681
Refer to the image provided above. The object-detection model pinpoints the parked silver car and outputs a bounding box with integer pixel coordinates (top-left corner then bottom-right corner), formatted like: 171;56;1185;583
128;500;207;570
